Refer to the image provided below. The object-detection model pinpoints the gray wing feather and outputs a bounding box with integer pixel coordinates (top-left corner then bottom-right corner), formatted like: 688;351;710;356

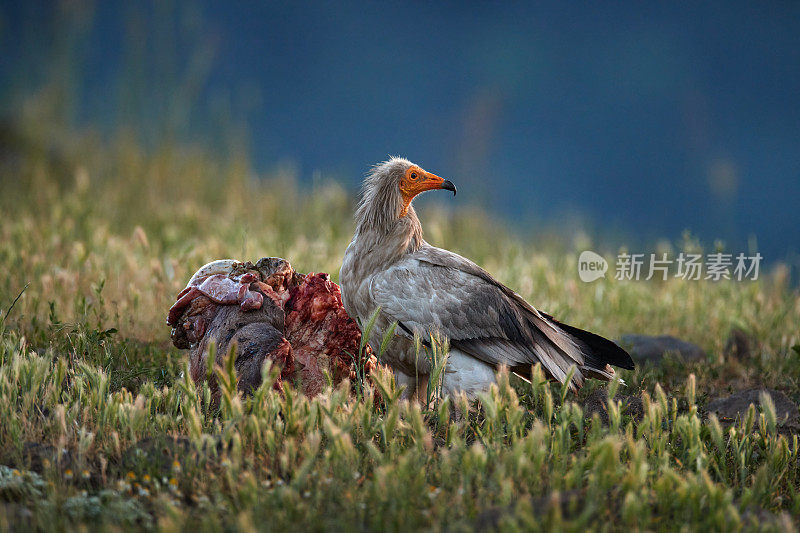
370;245;590;388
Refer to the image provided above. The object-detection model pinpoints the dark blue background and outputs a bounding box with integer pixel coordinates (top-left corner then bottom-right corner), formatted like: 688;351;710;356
2;1;799;263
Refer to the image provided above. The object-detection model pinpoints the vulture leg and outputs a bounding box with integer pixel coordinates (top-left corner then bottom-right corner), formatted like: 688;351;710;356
394;371;433;407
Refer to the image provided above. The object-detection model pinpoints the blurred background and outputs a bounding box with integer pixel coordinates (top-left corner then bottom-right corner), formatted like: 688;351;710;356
2;0;799;271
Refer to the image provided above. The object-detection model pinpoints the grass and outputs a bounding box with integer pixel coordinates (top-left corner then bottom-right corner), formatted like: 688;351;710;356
1;122;800;531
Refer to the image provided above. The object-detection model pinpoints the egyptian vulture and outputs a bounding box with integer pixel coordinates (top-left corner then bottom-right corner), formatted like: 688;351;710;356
339;157;633;399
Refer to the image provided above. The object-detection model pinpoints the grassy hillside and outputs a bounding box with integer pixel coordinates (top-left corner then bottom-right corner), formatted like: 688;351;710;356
1;126;799;530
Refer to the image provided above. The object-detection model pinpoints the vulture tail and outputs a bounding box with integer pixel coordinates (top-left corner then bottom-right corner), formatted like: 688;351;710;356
545;315;635;371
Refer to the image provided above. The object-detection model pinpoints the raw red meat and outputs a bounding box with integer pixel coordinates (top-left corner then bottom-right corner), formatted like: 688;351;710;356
167;257;376;399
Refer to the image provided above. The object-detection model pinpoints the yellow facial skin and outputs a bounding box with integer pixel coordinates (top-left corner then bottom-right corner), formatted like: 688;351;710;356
399;165;456;217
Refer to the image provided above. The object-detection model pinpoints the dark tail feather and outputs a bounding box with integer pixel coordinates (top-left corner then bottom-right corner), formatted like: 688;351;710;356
542;313;635;370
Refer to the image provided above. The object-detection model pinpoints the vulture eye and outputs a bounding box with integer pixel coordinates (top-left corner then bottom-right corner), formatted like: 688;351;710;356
410;172;418;180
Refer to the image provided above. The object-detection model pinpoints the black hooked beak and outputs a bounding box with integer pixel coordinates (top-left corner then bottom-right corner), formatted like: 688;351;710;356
441;179;457;196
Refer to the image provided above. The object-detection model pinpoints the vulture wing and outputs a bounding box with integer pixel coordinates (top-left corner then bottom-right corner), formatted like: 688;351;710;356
370;245;633;389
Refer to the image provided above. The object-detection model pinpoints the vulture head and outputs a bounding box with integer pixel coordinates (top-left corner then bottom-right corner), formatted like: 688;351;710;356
355;157;457;231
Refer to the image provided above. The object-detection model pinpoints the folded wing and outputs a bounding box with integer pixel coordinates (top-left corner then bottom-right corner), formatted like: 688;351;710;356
370;245;633;390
